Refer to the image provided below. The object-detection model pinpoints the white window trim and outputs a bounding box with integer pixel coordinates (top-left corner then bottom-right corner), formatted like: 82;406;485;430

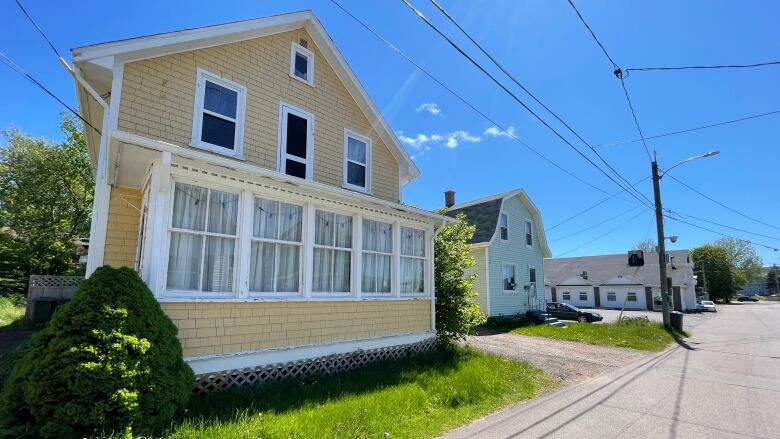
163;178;241;299
311;207;354;297
247;195;305;298
499;212;509;242
502;263;517;292
528;266;537;285
627;292;638;302
360;216;394;297
400;225;427;296
525;218;533;247
579;291;588;301
190;68;246;159
342;129;372;194
277;102;314;180
289;42;315;86
562;291;571;301
607;292;617;302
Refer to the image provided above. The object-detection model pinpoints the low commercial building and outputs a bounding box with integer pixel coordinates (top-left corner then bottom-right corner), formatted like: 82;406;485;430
544;250;697;312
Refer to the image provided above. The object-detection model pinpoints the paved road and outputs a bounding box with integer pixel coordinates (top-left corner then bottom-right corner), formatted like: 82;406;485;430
443;302;780;439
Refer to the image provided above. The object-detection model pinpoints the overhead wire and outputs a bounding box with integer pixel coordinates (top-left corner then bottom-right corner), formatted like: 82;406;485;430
664;215;779;252
398;0;654;209
326;0;632;199
664;209;780;241
557;209;649;257
625;60;780;73
549;204;643;242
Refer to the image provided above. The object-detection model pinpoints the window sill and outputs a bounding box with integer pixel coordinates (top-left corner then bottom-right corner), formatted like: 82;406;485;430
189;140;244;160
289;73;314;87
342;183;371;195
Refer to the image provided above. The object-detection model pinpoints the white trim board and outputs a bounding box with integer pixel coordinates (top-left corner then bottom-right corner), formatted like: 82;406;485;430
187;331;435;375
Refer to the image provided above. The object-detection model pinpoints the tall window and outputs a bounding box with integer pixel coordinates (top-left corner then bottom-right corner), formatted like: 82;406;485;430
192;69;246;157
529;267;537;284
289;42;314;86
525;220;533;246
166;182;238;293
362;219;393;294
503;264;516;291
499;213;509;241
313;210;352;294
344;130;371;192
279;103;313;180
401;226;426;294
249;198;303;294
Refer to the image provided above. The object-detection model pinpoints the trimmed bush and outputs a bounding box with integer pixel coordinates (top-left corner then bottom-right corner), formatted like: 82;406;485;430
0;266;194;438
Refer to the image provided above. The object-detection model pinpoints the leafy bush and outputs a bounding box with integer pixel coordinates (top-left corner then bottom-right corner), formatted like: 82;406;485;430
0;267;194;438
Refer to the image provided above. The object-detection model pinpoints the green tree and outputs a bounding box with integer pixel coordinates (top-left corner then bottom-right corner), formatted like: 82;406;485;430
767;267;779;295
0;114;92;294
632;239;656;252
434;213;486;349
691;245;739;302
713;237;763;285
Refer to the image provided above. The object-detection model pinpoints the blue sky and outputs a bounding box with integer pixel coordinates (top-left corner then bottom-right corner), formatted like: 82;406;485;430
1;0;779;264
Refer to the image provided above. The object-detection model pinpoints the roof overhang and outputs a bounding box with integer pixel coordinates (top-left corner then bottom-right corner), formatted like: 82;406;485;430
71;11;419;184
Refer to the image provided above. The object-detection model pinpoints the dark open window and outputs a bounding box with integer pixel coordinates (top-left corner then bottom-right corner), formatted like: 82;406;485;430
279;104;313;180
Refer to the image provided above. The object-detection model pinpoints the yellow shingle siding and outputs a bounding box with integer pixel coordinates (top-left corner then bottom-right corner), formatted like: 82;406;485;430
104;186;141;268
118;28;400;202
161;299;432;357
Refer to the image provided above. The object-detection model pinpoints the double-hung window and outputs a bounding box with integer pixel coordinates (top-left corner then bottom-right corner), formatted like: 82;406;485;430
607;292;616;302
525;220;533;246
278;103;314;180
290;42;314;86
503;264;516;291
627;292;638;302
362;219;393;294
579;292;588;301
529;267;537;284
166;182;238;294
249;198;303;295
499;213;509;241
562;292;571;301
192;69;246;157
313;210;352;294
344;130;371;192
400;226;426;294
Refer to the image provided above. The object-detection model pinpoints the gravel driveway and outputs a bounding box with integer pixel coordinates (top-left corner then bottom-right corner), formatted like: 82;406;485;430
466;330;646;384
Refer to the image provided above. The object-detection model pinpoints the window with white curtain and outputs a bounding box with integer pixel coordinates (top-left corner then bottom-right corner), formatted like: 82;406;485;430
249;197;303;294
166;182;238;293
313;210;353;294
503;264;516;291
400;226;426;294
362;219;393;294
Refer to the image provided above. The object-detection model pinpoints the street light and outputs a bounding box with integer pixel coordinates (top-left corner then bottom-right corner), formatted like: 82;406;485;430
652;150;719;329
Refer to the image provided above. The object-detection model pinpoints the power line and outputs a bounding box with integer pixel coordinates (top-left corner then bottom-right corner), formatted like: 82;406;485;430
664;215;779;252
550;204;643;242
667;174;779;231
399;0;654;209
15;0;64;59
425;0;652;205
546;176;650;231
557;210;648;257
595;109;780;147
625;60;780;73
565;0;653;162
326;0;626;198
0;50;101;134
665;209;780;241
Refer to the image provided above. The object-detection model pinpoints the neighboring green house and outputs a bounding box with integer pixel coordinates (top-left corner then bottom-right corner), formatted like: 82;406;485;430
444;189;552;317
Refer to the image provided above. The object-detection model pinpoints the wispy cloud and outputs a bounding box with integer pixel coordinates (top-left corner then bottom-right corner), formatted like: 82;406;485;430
484;125;516;138
397;130;481;158
415;102;442;116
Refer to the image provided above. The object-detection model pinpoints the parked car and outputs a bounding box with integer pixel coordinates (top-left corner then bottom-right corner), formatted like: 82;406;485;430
546;302;603;323
697;300;717;312
736;295;759;302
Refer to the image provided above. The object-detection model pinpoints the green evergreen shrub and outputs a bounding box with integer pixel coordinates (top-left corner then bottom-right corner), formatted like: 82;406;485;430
0;266;194;438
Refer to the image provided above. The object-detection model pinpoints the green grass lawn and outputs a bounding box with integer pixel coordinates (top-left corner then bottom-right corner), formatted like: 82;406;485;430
512;320;681;352
0;295;25;328
163;348;558;439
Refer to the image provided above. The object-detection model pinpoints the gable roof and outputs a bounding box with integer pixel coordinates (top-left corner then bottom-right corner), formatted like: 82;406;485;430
444;188;552;257
71;11;419;184
544;250;694;287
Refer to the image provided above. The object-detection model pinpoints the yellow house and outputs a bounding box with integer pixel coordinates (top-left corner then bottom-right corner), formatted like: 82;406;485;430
71;11;453;391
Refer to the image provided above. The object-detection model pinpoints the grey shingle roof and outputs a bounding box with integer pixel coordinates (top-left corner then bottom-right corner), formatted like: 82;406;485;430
444;198;502;244
544;250;694;287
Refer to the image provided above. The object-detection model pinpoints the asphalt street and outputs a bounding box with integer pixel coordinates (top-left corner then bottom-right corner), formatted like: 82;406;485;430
443;302;780;438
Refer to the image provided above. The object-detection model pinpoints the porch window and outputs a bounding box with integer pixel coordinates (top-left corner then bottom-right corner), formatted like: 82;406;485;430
290;42;314;86
400;226;426;294
166;182;238;294
344;130;371;192
191;69;246;157
278;103;314;180
249;198;303;294
313;210;352;294
503;264;516;291
362;219;393;294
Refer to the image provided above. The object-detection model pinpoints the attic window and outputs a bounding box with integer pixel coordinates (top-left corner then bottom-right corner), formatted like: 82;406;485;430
499;213;508;241
525;220;533;246
191;69;246;158
290;42;314;86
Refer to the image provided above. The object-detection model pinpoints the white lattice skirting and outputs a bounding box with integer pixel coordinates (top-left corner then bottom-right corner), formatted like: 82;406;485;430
193;337;435;394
